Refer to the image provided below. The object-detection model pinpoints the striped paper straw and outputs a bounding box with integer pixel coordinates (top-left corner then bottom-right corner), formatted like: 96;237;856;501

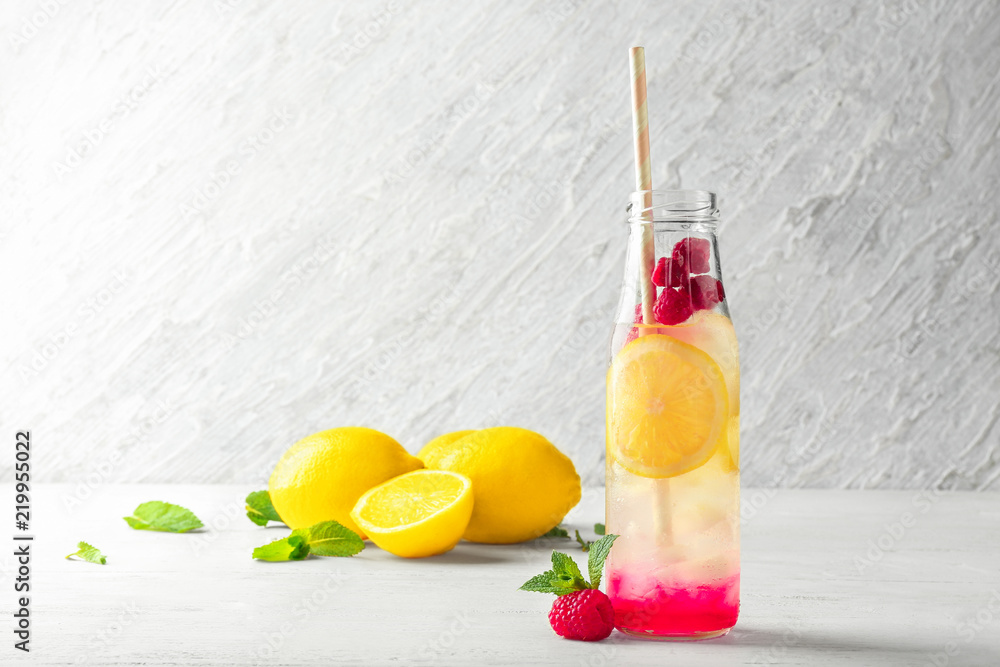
629;47;673;546
629;47;657;325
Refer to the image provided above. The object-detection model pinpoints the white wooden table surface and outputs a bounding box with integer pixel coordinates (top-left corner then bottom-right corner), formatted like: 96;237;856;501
4;485;999;666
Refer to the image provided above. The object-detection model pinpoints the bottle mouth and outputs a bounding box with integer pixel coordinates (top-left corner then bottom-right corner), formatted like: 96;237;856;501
626;190;718;223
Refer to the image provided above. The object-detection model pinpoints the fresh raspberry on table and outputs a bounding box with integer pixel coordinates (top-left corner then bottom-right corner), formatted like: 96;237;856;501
654;286;694;325
548;589;616;642
672;237;711;275
519;535;619;642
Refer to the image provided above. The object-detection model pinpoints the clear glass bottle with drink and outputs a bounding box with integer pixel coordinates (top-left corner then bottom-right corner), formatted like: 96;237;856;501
605;189;740;640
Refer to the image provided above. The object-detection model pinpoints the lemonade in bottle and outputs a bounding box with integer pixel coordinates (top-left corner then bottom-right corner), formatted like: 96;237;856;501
605;189;740;640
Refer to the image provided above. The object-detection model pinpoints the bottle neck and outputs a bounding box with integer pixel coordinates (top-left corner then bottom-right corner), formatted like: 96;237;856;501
627;190;719;225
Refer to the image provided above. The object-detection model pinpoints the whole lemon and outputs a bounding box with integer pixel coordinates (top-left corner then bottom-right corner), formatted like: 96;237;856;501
417;430;476;462
421;427;581;544
268;427;422;536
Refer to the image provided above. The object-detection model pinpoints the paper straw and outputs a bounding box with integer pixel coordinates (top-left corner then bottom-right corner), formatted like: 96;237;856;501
629;46;672;545
629;47;657;326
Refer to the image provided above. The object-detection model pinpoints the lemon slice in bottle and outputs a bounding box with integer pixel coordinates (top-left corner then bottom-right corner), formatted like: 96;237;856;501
607;334;729;479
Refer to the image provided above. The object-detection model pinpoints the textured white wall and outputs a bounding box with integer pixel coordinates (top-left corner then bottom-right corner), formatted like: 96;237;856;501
2;0;998;489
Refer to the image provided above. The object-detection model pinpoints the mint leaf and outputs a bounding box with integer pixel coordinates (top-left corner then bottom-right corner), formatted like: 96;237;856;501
518;570;567;594
252;521;364;562
124;501;203;533
594;523;606;536
587;534;619;589
574;530;593;552
245;490;283;526
542;525;569;538
291;521;364;557
519;551;589;596
550;550;588;594
252;535;310;561
551;550;583;580
65;541;106;565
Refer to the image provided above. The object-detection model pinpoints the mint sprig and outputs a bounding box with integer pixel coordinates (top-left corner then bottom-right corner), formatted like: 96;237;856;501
245;490;283;526
252;520;364;561
253;535;310;561
65;541;107;565
124;501;203;533
542;525;570;538
519;534;618;596
587;535;617;589
293;521;364;557
594;523;605;536
551;550;588;590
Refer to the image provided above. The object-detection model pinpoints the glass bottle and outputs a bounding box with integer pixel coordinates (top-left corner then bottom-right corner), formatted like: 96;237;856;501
605;190;740;640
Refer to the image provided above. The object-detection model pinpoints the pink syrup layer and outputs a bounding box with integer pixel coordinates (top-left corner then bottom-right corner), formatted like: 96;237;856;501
607;571;740;636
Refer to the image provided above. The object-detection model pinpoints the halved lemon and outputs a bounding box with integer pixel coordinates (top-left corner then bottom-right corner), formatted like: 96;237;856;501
607;334;729;478
350;469;473;558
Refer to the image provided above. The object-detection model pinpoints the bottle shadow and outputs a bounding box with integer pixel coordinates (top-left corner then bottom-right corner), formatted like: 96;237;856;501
695;623;997;662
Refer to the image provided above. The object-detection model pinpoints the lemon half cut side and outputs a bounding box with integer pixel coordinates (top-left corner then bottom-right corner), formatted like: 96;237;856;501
351;469;474;558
